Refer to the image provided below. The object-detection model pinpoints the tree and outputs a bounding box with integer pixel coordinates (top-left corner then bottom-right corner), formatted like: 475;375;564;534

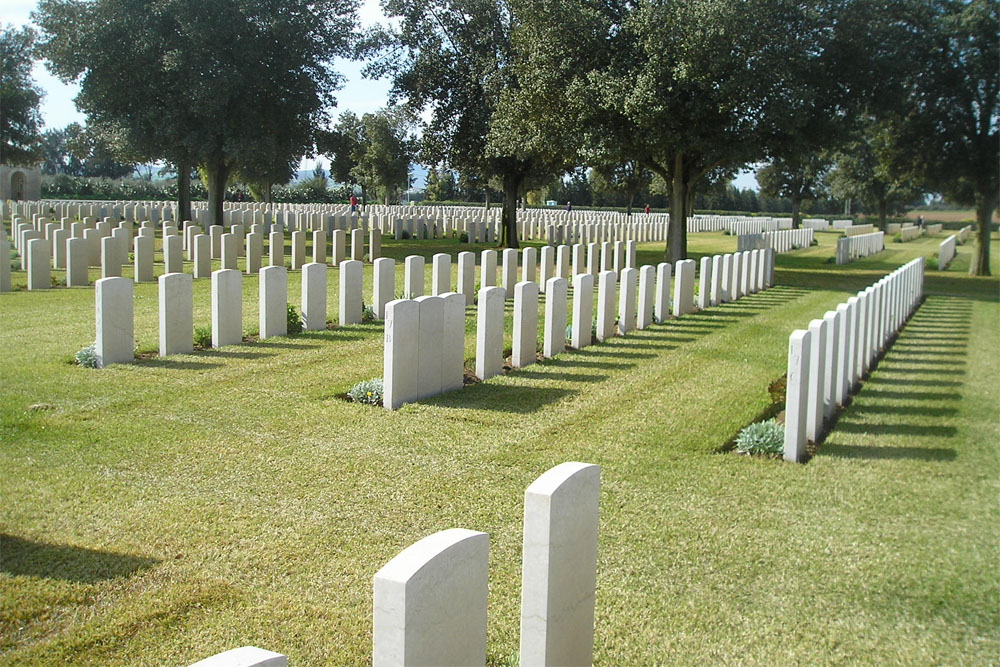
590;162;652;216
35;0;358;226
425;165;458;201
892;0;998;275
0;24;43;165
373;0;586;247
351;107;415;206
757;155;831;228
318;111;365;197
62;122;135;179
40;126;83;175
827;119;920;229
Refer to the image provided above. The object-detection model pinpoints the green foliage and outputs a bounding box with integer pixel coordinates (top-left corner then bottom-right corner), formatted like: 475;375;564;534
0;24;43;164
193;326;212;349
347;377;383;405
287;305;303;336
734;419;785;456
361;304;376;323
74;342;98;368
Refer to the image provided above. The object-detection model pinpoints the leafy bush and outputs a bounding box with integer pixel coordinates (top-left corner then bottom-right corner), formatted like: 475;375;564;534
735;419;785;456
287;304;303;335
75;342;98;368
459;231;469;243
400;229;411;240
193;326;212;348
362;304;376;323
348;377;383;405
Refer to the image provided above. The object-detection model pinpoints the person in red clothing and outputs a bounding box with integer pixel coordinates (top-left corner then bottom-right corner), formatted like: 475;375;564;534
644;203;650;214
350;194;358;213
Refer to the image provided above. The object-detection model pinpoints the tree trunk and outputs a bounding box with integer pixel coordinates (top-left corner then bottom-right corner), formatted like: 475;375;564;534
176;160;192;222
501;173;522;249
484;190;490;210
791;197;802;229
970;191;995;276
877;198;888;231
626;187;636;217
264;182;272;204
667;152;688;264
206;160;230;229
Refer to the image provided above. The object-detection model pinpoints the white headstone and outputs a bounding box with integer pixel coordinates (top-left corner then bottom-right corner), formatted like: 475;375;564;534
373;257;395;320
784;329;811;463
211;269;242;347
301;262;327;331
571;273;594;349
673;259;695;316
432;253;451;296
513;281;539;368
404;255;425;298
27;238;50;290
159;272;193;356
339;260;363;325
95;277;133;367
618;267;637;334
475;286;506;380
414;296;445;399
384;299;419;409
654;262;671;323
502;248;518;298
596;270;616;341
458;251;475;305
637;265;655;330
440;292;466;393
544;277;568;357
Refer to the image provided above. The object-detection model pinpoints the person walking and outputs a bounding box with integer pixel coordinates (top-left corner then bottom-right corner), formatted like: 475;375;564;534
350;194;358;213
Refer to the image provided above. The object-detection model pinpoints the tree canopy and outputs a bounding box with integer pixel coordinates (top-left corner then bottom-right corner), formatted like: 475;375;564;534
0;24;43;165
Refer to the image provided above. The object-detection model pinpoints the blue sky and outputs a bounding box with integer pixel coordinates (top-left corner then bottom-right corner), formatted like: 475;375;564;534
3;0;759;190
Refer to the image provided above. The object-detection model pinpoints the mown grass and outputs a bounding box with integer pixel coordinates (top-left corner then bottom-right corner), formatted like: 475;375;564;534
1;223;997;664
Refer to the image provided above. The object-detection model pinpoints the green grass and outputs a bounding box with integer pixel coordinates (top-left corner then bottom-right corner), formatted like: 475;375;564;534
1;224;998;664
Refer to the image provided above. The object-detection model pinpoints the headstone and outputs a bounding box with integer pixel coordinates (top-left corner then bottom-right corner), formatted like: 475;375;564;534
720;254;732;302
654;262;671;323
822;310;839;418
502;248;518;298
27;238;51;290
211;269;242;347
404;255;425;298
163;234;183;274
95;277;133;367
672;259;695;316
301;263;327;331
210;225;224;259
432;253;451;296
351;228;364;262
339;259;363;325
513;281;539;368
730;252;742;300
637;265;655;330
783;329;811;463
414;296;445;399
134;235;154;282
806;318;827;443
268;231;284;267
571;273;594;350
373;258;395;320
475;286;506;380
100;236;120;279
158;272;193;356
440;292;466;393
66;237;89;287
0;240;9;292
458;251;475;305
384;299;419;409
571;243;585;278
259;266;288;339
52;228;68;269
539;246;554;293
194;234;211;279
369;228;381;261
188;646;286;667
373;529;488;667
522;247;537;284
290;230;306;270
332;229;346;266
596;270;616;342
556;244;570;280
520;462;600;667
618;267;637;334
697;257;712;310
481;249;497;288
544;277;568;357
835;303;851;404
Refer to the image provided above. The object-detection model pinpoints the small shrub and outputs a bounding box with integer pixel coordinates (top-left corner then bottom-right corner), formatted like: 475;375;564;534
768;374;787;404
287;304;303;335
459;231;469;243
565;323;573;341
400;229;411;240
348;377;384;405
193;326;212;348
75;342;98;368
891;233;902;243
735;419;785;456
362;304;376;323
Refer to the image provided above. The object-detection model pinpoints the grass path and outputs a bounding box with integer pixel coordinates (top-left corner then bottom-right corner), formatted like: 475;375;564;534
1;227;997;664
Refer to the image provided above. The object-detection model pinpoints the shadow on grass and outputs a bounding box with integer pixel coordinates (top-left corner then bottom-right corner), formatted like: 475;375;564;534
134;358;224;370
0;534;158;583
864;389;961;401
865;376;962;388
514;369;609;383
819;443;958;462
427;383;575;413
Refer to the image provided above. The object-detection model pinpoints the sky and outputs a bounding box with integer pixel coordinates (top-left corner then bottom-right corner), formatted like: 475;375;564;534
3;0;759;191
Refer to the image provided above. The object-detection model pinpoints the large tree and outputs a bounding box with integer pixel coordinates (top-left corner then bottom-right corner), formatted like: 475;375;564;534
373;0;588;247
758;155;831;229
0;24;43;165
892;0;998;275
352;107;415;206
35;0;357;225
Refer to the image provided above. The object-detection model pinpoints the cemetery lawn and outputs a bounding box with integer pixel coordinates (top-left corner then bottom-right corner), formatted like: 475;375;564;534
2;228;998;664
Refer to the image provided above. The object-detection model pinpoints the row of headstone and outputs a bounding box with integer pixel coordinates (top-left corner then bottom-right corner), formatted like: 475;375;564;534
783;257;924;462
899;225;923;242
937;235;957;270
957;224;972;243
761;228;814;253
372;461;600;666
802;218;830;231
724;218;794;236
835;232;884;265
93;261;367;366
844;223;876;237
382;248;776;409
831;219;854;229
926;223;943;235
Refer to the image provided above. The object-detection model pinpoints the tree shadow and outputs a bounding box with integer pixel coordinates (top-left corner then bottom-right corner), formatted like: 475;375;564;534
1;534;158;583
198;349;274;360
864;376;962;388
819;443;957;462
513;369;609;383
863;389;961;401
848;403;959;418
426;383;575;413
134;358;224;370
833;421;957;437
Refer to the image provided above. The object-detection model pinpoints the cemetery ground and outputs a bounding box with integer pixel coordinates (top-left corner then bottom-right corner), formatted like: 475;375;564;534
1;226;998;664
